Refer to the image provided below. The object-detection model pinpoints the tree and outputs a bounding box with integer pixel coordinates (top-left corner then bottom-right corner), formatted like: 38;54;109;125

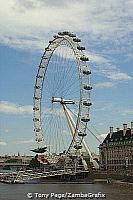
29;154;40;169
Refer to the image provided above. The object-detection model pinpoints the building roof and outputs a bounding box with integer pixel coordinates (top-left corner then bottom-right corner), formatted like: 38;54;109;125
102;128;133;145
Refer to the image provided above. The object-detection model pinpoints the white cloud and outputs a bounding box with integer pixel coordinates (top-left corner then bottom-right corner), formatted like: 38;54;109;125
87;52;109;65
0;0;132;87
98;122;104;126
95;82;115;89
0;101;67;118
97;133;108;141
121;109;133;116
42;107;65;118
4;129;10;133
63;130;71;136
92;57;132;81
0;0;132;52
0;140;7;146
107;72;132;80
0;101;33;115
93;101;113;112
86;50;132;82
15;139;34;144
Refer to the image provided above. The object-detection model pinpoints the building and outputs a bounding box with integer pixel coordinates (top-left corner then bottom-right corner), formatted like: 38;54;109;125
99;122;133;171
0;154;33;170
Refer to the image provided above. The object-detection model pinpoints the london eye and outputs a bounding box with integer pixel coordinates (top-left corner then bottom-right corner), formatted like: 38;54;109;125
32;32;98;170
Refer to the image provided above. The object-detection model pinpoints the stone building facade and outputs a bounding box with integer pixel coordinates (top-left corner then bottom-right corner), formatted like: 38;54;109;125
99;122;133;171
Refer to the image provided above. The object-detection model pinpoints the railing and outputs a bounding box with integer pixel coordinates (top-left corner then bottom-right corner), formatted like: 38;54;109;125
0;162;29;166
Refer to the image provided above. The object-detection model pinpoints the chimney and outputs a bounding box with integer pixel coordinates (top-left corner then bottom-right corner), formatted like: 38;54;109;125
123;123;127;136
131;122;133;135
116;128;119;132
109;127;113;138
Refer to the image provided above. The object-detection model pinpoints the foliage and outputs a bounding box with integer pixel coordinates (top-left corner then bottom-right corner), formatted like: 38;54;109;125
29;154;40;169
5;159;18;163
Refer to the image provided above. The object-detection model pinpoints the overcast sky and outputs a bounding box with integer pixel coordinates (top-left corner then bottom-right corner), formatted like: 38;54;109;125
0;0;133;155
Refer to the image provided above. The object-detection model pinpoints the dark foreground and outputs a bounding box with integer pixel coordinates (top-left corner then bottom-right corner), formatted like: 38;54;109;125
0;181;133;200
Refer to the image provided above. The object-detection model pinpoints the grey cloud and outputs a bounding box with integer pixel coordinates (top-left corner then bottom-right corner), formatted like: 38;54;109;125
16;0;73;10
16;0;36;10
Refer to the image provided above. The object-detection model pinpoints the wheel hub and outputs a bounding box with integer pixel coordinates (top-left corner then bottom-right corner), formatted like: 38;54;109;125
51;97;75;104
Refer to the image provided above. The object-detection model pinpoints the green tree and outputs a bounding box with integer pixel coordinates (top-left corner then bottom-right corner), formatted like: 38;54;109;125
29;154;40;169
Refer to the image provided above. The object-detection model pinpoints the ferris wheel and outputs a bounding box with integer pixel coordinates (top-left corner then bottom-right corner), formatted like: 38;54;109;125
32;32;97;170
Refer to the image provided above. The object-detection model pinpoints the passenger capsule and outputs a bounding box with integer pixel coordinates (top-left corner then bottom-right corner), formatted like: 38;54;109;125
33;118;40;122
36;75;43;78
39;65;45;68
78;132;87;137
68;33;76;37
41;55;47;58
43;57;48;59
73;38;81;42
83;70;91;75
58;32;66;36
77;46;85;50
35;128;41;132
81;115;90;122
49;41;53;44
34;97;41;100
63;31;69;35
74;145;82;149
45;47;52;51
35;85;41;89
36;138;43;142
58;32;62;35
83;101;92;106
33;107;39;111
84;85;92;90
80;56;89;61
34;128;40;132
53;35;58;38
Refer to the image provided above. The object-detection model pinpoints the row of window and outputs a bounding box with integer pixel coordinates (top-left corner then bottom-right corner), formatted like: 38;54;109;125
107;165;133;170
102;145;133;151
107;153;133;158
108;140;133;146
107;159;133;165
